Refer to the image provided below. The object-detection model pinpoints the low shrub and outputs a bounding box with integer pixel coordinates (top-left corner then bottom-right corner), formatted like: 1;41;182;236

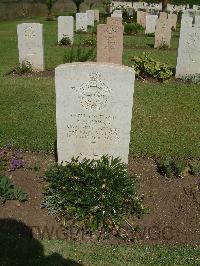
0;149;27;204
124;23;144;35
58;36;72;46
0;148;24;172
131;52;173;82
157;42;169;50
83;36;96;47
0;175;27;204
145;32;155;37
189;163;200;176
63;45;96;63
156;157;185;178
8;61;32;75
181;74;200;84
42;156;145;235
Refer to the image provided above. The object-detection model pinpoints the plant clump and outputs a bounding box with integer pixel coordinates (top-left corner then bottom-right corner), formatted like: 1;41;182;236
63;45;96;63
58;36;72;46
124;23;144;35
42;156;145;236
131;52;173;82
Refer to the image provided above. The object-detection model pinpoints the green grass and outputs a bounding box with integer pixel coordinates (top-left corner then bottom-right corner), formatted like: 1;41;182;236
0;17;200;159
0;231;200;265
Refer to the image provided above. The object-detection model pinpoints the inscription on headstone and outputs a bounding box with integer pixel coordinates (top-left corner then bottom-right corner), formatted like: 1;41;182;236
55;63;135;164
97;17;123;64
154;15;172;48
17;23;44;71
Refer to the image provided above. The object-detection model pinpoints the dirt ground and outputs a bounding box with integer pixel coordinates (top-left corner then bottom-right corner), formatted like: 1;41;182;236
0;152;199;247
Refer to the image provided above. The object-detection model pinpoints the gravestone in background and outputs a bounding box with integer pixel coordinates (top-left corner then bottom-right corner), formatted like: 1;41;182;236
137;11;146;28
176;17;200;78
154;16;171;48
76;13;87;32
145;14;158;34
168;13;177;30
97;17;123;64
86;10;95;26
111;10;122;18
58;16;74;43
17;23;44;71
55;62;135;164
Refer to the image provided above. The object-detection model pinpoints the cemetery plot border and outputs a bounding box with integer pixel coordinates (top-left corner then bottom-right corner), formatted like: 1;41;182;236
0;152;199;246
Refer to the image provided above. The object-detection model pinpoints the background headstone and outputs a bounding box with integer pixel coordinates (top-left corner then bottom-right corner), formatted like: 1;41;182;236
55;62;135;164
176;25;200;78
137;11;146;28
86;10;95;26
111;10;122;18
76;13;87;32
58;16;74;43
97;17;123;64
145;15;158;34
168;13;177;30
17;23;44;71
154;16;171;48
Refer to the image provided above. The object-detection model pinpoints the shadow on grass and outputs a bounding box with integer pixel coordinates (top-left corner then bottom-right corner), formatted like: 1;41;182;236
0;218;83;266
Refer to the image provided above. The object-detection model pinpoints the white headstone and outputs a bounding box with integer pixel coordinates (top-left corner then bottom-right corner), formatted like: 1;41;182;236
176;24;200;78
17;23;44;71
194;16;200;27
145;15;158;34
55;62;135;164
111;10;123;18
86;10;95;26
58;16;74;43
76;13;87;32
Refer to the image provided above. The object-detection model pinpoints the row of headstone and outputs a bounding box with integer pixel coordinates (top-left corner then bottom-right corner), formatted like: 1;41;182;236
137;11;177;33
76;10;99;32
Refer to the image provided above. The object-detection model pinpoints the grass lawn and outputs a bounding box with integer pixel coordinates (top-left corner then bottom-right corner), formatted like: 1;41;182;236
0;17;200;158
0;232;200;265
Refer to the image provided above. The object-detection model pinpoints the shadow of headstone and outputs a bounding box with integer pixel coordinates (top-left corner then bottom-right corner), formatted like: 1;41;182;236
0;218;83;266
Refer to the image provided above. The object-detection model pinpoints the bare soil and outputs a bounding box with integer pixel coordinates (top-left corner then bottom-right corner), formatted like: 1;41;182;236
0;152;199;247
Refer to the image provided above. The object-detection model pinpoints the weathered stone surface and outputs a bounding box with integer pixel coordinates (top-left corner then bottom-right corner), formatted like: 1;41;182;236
145;14;158;34
111;10;122;18
94;9;99;22
17;23;44;71
137;11;146;28
76;13;87;32
86;10;95;26
159;12;168;21
168;13;177;30
55;62;135;164
195;15;200;27
154;16;172;48
58;16;74;43
176;24;200;78
181;13;193;28
97;17;123;64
